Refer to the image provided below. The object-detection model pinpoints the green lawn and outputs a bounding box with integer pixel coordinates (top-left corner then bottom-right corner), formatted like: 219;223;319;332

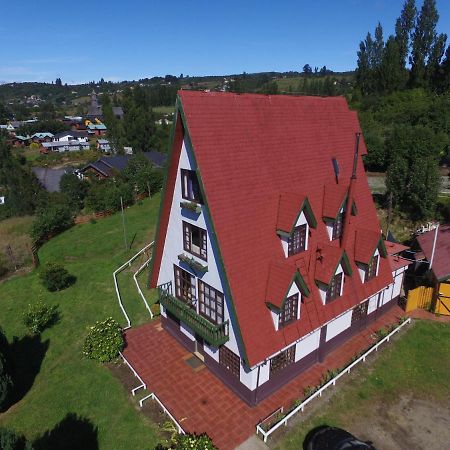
152;106;175;115
0;195;162;449
274;320;450;449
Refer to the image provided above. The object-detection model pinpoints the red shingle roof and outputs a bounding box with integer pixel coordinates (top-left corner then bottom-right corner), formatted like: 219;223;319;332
384;240;409;256
322;183;348;219
417;225;450;281
152;91;393;367
276;193;307;233
354;228;383;264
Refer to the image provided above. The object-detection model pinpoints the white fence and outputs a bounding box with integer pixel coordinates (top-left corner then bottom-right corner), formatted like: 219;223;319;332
133;254;153;317
113;242;154;329
120;352;185;435
256;318;412;443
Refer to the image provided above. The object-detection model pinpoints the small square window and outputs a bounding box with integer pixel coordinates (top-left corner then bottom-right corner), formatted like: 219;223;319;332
181;169;202;203
326;272;343;303
288;224;307;256
364;255;378;282
279;293;299;327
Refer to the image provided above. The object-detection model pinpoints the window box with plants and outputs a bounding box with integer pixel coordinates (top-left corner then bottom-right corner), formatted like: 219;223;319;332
180;201;202;214
177;253;208;273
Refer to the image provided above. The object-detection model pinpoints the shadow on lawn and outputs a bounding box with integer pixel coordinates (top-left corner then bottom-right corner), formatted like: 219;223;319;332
34;413;98;450
3;334;50;411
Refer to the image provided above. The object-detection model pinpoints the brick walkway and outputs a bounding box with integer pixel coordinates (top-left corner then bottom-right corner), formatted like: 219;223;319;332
123;305;405;450
407;308;450;323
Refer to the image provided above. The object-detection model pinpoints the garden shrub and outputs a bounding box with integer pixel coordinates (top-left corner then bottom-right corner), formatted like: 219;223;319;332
83;318;124;362
39;263;75;292
171;433;216;450
150;303;161;317
22;302;58;335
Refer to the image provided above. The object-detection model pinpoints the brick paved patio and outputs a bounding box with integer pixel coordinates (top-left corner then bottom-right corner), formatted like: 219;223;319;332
123;305;406;450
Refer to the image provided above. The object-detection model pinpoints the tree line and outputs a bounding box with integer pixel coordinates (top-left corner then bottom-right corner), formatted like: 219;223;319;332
355;0;449;221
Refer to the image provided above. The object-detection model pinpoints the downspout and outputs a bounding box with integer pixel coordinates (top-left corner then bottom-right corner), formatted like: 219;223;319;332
429;223;439;270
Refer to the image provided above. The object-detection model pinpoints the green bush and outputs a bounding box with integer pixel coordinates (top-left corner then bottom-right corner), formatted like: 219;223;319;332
171;433;216;450
83;318;124;362
22;302;58;335
31;205;74;243
39;263;75;292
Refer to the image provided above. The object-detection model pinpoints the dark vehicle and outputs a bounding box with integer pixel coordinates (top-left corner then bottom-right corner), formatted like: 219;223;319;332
304;426;377;450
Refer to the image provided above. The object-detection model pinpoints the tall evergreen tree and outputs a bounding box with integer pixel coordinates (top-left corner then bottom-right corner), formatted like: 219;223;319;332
395;0;416;66
410;0;439;87
379;36;405;93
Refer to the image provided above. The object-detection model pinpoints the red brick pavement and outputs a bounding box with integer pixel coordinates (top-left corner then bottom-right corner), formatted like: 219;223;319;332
123;305;406;450
407;308;450;322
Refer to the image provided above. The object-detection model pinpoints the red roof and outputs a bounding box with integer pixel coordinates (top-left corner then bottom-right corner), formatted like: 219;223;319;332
354;228;382;264
322;183;348;219
151;91;393;367
416;225;450;281
314;244;347;285
384;240;409;256
276;193;308;233
265;261;297;308
388;255;411;272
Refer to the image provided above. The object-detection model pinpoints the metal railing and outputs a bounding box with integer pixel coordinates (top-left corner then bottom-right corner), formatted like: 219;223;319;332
113;242;154;329
139;393;185;434
133;254;154;318
158;281;229;347
256;318;412;443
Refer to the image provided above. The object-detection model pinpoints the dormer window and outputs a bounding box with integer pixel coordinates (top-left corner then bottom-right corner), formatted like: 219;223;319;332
181;169;202;203
288;224;307;256
332;211;344;240
326;272;343;303
278;293;299;327
364;255;378;282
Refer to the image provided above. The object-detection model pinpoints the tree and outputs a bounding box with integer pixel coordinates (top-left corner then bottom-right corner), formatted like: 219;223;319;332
31;205;74;243
302;64;312;75
395;0;417;66
0;428;33;450
379;36;405;93
55;78;62;87
59;173;88;212
409;0;440;87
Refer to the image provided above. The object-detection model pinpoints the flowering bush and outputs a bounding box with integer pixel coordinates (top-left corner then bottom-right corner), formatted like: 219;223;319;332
22;301;58;335
172;433;216;449
83;318;124;362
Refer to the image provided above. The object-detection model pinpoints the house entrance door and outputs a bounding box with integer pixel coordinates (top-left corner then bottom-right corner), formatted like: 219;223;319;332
194;333;205;362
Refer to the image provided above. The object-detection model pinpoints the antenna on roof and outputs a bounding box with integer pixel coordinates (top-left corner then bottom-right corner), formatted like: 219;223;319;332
352;132;361;179
332;158;340;184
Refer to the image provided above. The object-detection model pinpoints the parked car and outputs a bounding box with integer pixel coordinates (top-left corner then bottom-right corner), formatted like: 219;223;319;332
304;426;377;450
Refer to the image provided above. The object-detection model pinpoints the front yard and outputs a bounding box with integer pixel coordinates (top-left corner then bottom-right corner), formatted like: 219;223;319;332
0;196;161;449
273;320;450;450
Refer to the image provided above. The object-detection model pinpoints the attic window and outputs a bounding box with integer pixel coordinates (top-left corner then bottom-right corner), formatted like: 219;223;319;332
326;272;343;303
364;255;378;282
332;211;344;240
288;224;307;256
181;169;202;203
278;293;299;327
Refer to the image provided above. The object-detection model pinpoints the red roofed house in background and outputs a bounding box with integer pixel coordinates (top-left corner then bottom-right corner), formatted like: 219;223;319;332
148;91;408;405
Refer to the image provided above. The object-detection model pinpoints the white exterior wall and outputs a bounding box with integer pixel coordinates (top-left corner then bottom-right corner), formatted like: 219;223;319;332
325;310;352;342
156;138;247;380
367;293;379;314
295;329;320;361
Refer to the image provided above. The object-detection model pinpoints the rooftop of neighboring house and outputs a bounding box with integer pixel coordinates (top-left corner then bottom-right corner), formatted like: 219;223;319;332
53;130;89;140
151;91;396;367
87;123;107;130
32;167;74;192
417;225;450;281
112;106;124;117
79;151;167;177
42;141;89;148
31;132;54;139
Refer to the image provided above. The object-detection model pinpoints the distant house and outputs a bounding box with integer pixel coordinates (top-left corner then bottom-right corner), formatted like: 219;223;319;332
87;123;107;136
413;225;450;315
96;139;112;153
63;116;87;131
31;132;54;144
53;130;89;142
41;140;90;153
78;151;167;180
10;135;30;147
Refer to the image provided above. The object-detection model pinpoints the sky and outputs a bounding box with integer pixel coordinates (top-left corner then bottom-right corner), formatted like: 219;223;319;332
1;0;449;84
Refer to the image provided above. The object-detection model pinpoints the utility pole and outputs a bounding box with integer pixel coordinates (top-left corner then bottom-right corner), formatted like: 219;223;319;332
120;196;128;250
429;223;439;269
147;182;151;199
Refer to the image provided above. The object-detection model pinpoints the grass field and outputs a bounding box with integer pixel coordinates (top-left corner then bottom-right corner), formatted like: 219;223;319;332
152;106;175;115
0;195;162;449
274;320;450;449
0;215;34;275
